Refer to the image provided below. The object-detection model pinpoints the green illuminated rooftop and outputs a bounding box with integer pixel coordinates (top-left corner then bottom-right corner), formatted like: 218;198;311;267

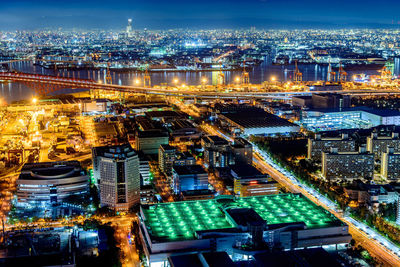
141;194;342;242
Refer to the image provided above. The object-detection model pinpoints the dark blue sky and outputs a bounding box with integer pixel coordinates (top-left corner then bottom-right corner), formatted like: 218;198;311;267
1;0;400;30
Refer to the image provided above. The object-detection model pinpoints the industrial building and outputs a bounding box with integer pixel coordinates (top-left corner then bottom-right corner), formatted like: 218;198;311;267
292;93;350;109
367;132;400;160
17;161;89;205
169;119;201;142
92;144;140;211
219;112;300;136
307;133;356;161
138;194;351;266
301;107;400;132
321;147;374;181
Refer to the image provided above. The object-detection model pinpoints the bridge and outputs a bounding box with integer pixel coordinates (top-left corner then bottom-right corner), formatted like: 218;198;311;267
2;71;400;99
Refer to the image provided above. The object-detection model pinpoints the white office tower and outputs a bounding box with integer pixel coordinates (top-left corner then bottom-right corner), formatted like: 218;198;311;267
92;144;140;211
126;18;133;37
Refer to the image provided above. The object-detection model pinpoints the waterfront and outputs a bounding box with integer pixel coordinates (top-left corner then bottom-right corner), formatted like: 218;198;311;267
2;58;397;103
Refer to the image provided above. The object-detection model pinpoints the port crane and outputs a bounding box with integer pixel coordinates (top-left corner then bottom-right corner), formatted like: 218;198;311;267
294;60;303;82
338;61;347;82
217;64;225;86
328;60;336;82
241;60;250;85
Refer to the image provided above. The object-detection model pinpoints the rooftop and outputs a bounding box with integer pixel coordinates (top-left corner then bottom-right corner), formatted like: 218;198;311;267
141;194;342;242
173;165;207;176
92;144;137;160
221;112;296;129
310;107;400;117
19;161;85;180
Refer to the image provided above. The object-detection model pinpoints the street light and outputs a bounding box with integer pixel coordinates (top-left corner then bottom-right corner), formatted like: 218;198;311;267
32;97;38;104
135;79;140;85
201;77;207;84
271;76;276;82
173;78;179;85
235;76;241;83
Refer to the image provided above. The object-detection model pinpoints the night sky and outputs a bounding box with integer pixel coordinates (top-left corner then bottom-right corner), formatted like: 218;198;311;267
1;0;400;30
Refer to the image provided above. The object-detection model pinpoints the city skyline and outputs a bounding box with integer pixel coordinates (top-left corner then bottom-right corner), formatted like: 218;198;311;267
3;0;400;30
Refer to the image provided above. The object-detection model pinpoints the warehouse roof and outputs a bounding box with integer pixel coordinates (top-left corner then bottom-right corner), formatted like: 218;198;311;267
140;194;343;242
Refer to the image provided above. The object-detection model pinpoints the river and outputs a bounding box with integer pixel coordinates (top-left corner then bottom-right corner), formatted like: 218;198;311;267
2;57;400;103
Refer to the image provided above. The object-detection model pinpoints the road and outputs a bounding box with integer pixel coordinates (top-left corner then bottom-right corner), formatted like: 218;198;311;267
201;122;400;267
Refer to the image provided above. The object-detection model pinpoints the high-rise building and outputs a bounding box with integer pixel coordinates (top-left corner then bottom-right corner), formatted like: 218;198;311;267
322;146;374;181
367;132;400;160
92;144;140;211
381;147;400;181
308;133;355;162
158;144;176;176
126;18;133;37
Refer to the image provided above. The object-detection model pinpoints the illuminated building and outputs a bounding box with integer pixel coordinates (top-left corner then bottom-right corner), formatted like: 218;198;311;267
231;164;277;196
172;165;208;194
17;161;89;205
381;147;400;181
138;194;351;266
201;135;230;168
219;112;300;136
321;146;374;181
126;18;133;37
367;132;400;160
301;107;400;132
135;130;169;155
158;144;176;177
307;133;355;162
92;144;140;211
231;137;253;165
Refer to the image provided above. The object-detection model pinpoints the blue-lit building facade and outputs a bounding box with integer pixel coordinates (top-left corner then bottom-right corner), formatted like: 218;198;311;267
300;107;400;132
172;165;208;194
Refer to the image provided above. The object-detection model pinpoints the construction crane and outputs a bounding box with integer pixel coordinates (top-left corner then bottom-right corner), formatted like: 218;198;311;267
338;61;347;82
241;60;250;85
294;60;302;82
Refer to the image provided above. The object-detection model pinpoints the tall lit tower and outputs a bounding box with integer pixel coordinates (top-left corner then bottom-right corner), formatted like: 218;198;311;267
126;18;133;37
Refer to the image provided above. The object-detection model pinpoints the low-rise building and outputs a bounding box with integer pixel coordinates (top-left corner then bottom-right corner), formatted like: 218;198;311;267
202;135;230;168
17;161;89;205
135;130;169;154
231;137;253;165
230;164;278;196
139;194;351;266
172;165;209;194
